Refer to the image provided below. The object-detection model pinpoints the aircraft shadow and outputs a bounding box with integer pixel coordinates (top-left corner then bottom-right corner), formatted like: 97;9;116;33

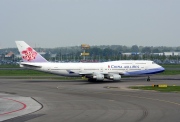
24;79;123;84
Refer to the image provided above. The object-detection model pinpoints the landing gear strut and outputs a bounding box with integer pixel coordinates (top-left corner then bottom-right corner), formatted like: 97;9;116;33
147;76;150;81
88;78;96;82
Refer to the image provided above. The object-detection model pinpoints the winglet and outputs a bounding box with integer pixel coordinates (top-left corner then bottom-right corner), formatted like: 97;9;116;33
15;41;48;62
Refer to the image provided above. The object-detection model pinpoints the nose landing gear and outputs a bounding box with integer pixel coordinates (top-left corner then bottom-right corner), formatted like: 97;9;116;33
147;76;150;81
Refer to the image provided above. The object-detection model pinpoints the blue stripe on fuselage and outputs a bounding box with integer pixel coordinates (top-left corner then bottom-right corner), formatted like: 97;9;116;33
124;67;165;76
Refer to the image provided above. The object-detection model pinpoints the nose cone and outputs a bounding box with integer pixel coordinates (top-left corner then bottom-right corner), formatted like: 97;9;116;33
160;66;165;72
157;65;165;73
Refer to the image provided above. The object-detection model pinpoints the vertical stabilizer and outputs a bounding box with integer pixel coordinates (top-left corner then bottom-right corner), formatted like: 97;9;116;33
15;41;48;62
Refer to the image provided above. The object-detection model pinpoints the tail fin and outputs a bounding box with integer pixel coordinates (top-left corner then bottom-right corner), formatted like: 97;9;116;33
15;41;48;62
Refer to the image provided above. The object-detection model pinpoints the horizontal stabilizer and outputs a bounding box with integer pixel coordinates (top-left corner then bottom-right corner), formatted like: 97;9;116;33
21;63;42;68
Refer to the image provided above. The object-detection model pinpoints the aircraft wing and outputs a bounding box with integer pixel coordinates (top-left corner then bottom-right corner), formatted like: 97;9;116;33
79;72;125;75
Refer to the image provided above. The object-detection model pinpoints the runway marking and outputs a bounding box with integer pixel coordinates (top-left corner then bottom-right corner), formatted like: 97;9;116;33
109;100;115;102
0;97;27;116
57;86;65;89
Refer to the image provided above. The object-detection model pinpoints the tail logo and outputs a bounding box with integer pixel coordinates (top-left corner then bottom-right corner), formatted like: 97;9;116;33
21;47;37;61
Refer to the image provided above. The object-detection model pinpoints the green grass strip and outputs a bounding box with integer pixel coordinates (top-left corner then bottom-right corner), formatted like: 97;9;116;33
0;65;20;68
130;86;180;92
161;64;180;68
0;69;84;80
159;70;180;75
0;69;54;76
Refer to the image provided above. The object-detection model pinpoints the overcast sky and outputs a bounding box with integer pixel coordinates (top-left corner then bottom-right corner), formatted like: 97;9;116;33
0;0;179;48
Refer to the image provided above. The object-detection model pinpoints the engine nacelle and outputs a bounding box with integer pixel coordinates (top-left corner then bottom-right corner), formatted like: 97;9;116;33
107;74;121;81
92;74;104;81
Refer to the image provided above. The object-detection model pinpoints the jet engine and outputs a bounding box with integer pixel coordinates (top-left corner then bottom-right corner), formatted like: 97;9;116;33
92;73;104;81
107;74;121;81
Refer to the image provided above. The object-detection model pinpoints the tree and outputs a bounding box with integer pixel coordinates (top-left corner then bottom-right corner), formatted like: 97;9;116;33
131;45;139;52
175;46;180;51
89;47;102;56
141;47;151;54
103;48;113;57
44;53;51;60
122;46;130;52
152;48;160;53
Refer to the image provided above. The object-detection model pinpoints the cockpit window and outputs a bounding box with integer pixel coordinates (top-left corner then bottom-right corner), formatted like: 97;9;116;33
152;62;156;64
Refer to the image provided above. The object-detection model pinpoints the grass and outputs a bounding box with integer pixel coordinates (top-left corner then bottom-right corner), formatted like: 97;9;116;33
159;70;180;75
0;64;19;68
130;86;180;92
0;69;84;80
0;69;54;76
161;64;180;68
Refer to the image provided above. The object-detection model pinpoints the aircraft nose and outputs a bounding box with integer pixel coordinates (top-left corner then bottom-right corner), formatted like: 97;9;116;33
159;66;165;72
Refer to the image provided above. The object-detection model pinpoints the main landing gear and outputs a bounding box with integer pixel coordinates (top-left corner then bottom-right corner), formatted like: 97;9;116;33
88;78;96;82
147;76;150;81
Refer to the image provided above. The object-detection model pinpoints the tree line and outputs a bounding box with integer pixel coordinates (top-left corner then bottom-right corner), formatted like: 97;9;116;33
1;45;180;62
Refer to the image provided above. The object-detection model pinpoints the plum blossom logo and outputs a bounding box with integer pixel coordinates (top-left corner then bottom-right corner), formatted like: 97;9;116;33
21;47;37;61
108;65;110;68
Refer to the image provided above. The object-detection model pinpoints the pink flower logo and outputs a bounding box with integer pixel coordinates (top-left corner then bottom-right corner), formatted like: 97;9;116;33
21;47;37;61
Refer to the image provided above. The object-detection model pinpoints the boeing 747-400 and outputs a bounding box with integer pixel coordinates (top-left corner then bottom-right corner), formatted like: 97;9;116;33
16;41;165;81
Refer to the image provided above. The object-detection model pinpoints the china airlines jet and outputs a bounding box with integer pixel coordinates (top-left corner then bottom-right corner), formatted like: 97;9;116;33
16;41;165;81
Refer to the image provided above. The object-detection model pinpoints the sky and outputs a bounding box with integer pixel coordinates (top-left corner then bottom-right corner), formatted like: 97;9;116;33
0;0;180;48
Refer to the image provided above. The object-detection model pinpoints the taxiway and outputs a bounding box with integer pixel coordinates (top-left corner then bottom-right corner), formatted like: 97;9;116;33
0;75;180;122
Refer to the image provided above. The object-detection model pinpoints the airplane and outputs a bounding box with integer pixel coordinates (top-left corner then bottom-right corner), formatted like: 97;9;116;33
15;41;165;82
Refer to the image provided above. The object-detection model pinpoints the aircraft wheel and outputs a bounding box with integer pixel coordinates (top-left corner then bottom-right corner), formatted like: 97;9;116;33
88;78;94;82
147;76;150;81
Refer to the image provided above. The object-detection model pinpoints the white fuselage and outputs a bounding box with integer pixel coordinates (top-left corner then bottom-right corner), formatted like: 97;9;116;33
21;60;164;77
